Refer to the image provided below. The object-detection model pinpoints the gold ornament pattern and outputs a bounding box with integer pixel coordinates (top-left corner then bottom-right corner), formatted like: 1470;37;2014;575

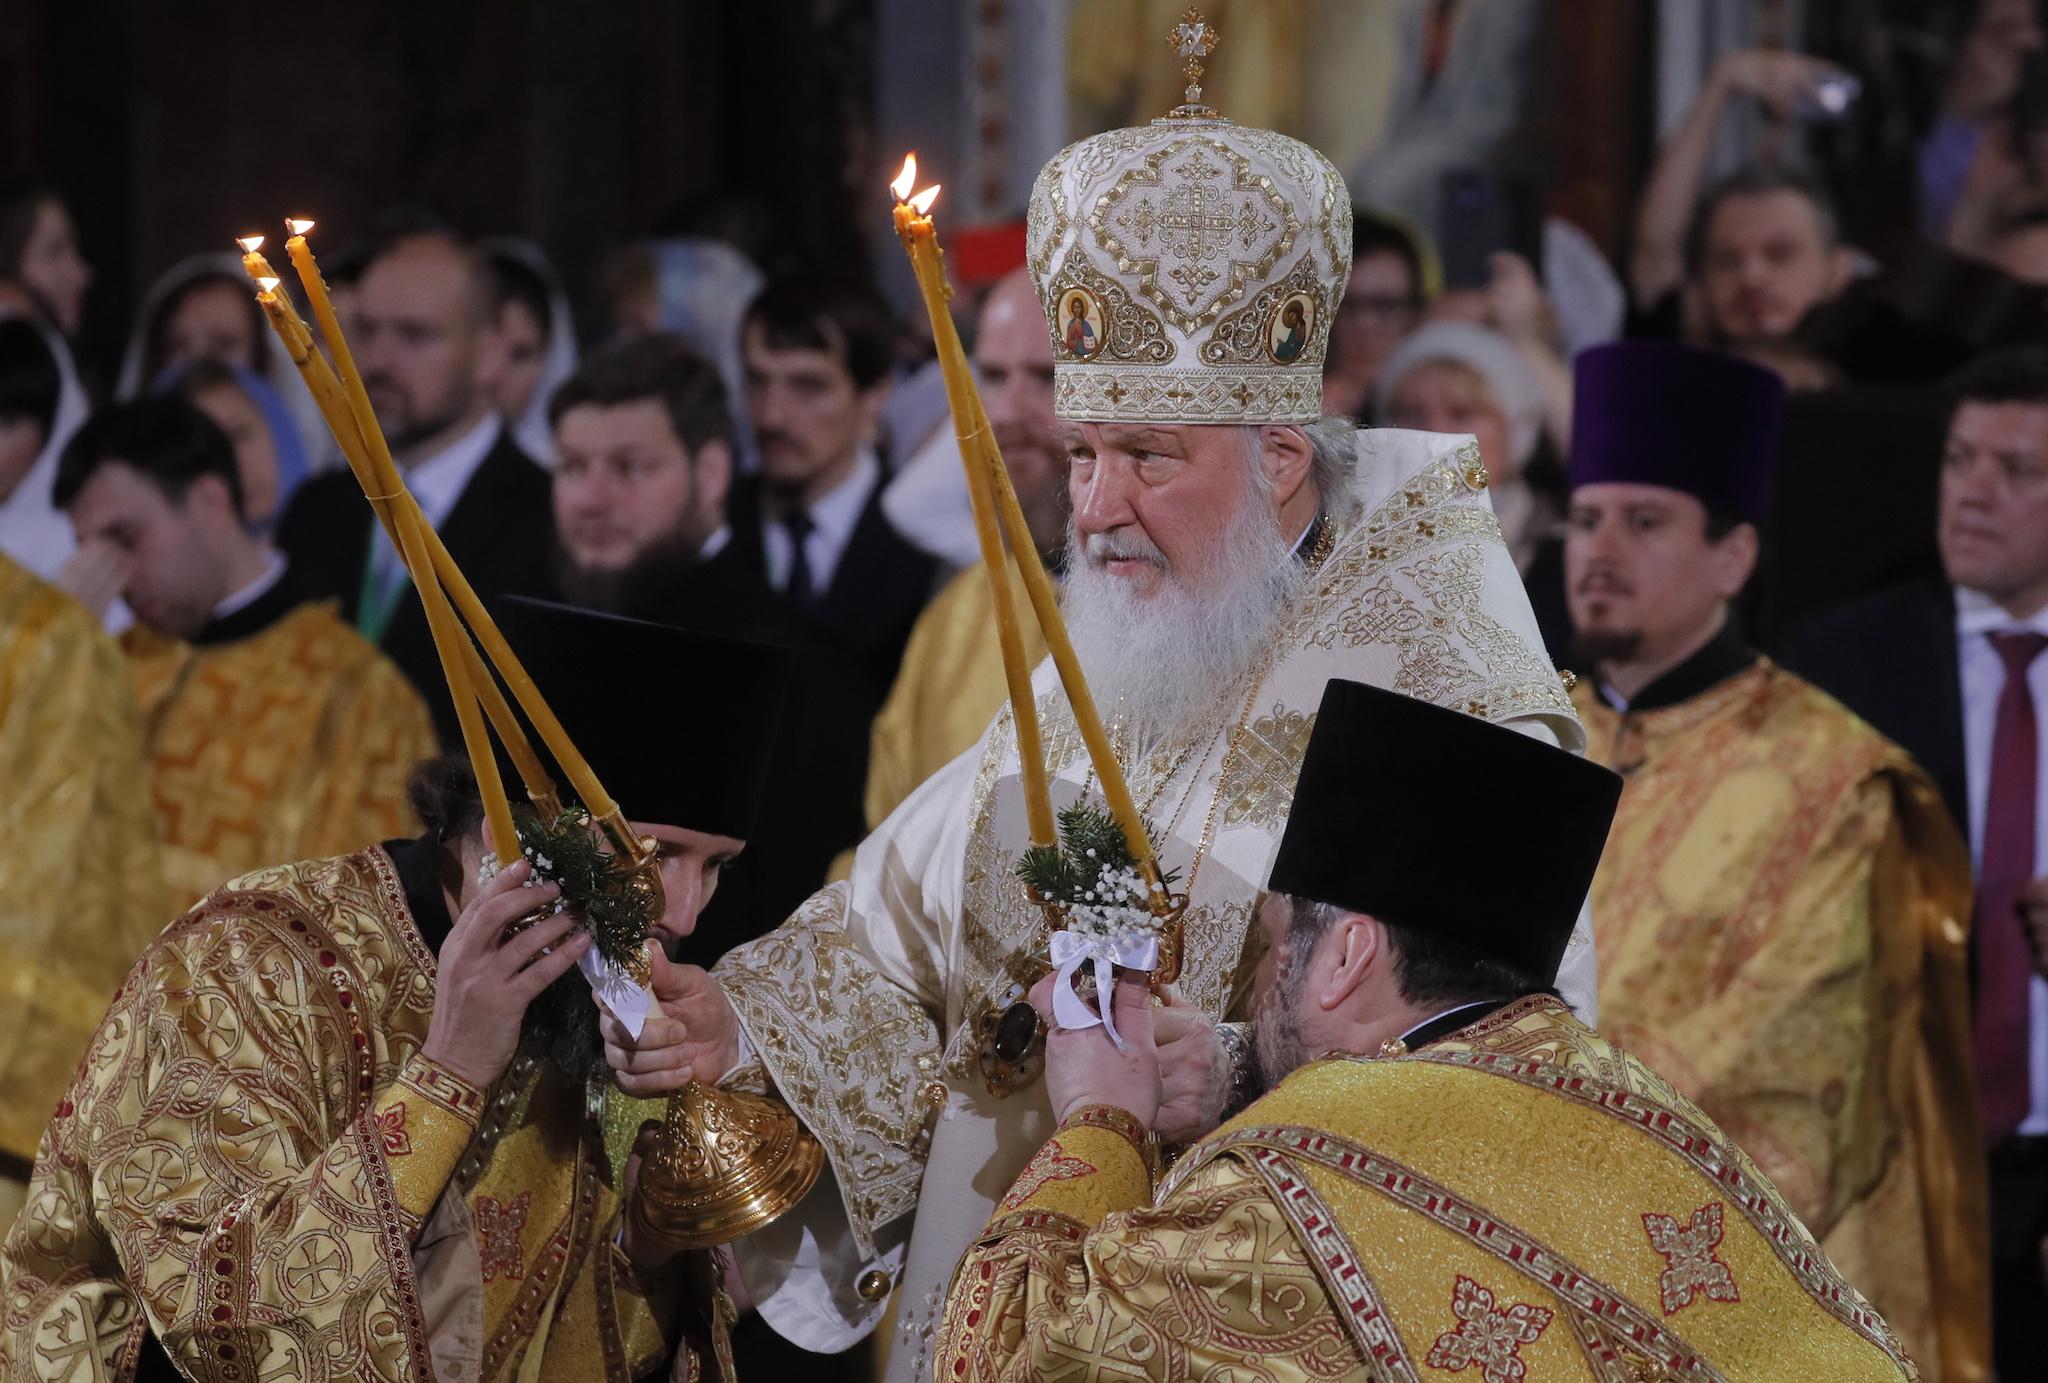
475;1191;532;1283
1201;253;1331;367
1218;702;1316;831
713;884;946;1254
122;604;436;920
1043;249;1173;364
940;994;1920;1382
1027;54;1350;425
0;846;699;1381
1425;1275;1554;1382
996;1138;1097;1215
1644;1203;1741;1316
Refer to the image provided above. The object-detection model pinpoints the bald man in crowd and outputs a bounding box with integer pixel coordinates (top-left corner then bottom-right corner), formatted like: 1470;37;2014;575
858;267;1067;830
274;227;553;742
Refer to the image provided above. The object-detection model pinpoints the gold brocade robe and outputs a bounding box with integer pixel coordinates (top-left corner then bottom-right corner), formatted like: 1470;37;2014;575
938;995;1919;1382
0;845;707;1382
0;555;163;1228
124;602;436;916
864;558;1051;835
1574;661;1988;1382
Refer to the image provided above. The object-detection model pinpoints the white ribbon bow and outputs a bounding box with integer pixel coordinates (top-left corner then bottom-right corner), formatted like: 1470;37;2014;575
1048;929;1160;1050
579;946;653;1040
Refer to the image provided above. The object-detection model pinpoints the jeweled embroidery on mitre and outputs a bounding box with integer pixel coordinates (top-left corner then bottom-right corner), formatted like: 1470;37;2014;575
1027;94;1352;424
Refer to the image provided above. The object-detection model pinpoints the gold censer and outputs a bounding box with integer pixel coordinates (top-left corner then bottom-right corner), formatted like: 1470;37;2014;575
604;817;825;1247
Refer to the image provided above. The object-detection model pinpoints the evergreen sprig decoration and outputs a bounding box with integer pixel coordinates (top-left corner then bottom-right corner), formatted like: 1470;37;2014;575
514;805;661;971
1016;801;1180;946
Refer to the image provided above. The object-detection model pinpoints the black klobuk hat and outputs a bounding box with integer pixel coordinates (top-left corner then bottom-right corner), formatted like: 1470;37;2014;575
494;596;793;841
1267;679;1622;982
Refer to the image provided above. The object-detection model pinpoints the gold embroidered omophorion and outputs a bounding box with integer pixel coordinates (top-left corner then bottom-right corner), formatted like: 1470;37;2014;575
0;845;710;1381
1575;662;1987;1382
937;995;1917;1382
0;555;163;1231
123;601;436;916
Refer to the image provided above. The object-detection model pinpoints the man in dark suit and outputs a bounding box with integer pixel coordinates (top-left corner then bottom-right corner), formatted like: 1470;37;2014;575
726;274;940;689
548;332;878;969
274;227;553;744
1781;346;2048;1380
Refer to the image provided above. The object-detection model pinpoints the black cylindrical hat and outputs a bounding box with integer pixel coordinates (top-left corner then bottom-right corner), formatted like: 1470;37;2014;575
1268;680;1622;981
494;596;793;840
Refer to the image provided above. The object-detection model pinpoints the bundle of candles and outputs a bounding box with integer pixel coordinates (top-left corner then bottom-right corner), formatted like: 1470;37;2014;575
234;225;655;980
887;157;1186;992
236;223;827;1246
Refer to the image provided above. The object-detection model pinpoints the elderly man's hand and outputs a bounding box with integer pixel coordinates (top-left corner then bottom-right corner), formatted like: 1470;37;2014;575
1033;974;1160;1129
601;945;742;1096
1151;993;1231;1143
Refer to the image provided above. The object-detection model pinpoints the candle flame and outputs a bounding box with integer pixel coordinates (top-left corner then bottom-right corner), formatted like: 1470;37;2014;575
909;184;941;216
891;154;917;202
287;217;315;237
237;235;265;253
256;275;281;293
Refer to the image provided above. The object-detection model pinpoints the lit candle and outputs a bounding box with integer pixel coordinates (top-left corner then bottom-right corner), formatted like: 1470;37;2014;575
236;234;277;286
892;162;1052;847
890;162;1169;899
279;225;620;822
247;258;521;855
248;274;564;817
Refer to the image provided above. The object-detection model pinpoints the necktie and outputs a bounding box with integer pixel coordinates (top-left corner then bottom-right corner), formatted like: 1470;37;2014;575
1975;629;2048;1141
782;509;817;608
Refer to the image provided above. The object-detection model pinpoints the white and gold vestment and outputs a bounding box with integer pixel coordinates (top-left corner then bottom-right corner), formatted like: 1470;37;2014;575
716;429;1590;1375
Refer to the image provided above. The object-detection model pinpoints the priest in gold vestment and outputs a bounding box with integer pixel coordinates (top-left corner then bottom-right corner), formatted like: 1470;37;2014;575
54;396;435;915
0;553;162;1231
939;678;1918;1382
1561;343;1988;1380
600;63;1601;1380
0;599;795;1381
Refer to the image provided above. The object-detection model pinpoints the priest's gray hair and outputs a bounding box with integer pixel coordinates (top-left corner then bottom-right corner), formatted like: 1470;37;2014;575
1238;415;1359;518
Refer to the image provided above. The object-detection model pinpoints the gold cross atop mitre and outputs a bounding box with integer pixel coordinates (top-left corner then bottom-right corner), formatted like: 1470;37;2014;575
1168;7;1220;118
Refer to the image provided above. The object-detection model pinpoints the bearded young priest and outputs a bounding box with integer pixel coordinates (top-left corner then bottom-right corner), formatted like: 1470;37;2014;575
936;678;1919;1382
0;598;791;1382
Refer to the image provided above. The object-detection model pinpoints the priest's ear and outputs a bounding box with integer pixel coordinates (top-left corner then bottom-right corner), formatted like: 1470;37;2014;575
1254;424;1315;515
1702;506;1760;600
1306;908;1389;1014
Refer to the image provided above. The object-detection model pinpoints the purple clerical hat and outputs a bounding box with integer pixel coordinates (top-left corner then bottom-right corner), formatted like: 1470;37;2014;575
1568;341;1786;521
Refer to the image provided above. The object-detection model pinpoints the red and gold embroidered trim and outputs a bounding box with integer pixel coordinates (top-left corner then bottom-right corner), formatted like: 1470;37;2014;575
376;1053;486;1223
1404;1041;1902;1358
1059;1103;1150;1152
1238;1146;1416;1377
1221;1133;1720;1380
398;1050;488;1121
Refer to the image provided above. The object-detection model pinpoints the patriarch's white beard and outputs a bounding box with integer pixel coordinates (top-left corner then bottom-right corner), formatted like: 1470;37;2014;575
1061;483;1298;755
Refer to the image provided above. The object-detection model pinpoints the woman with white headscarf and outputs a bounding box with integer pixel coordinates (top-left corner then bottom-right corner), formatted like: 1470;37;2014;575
1377;319;1559;572
116;252;327;473
480;238;579;464
0;314;89;581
